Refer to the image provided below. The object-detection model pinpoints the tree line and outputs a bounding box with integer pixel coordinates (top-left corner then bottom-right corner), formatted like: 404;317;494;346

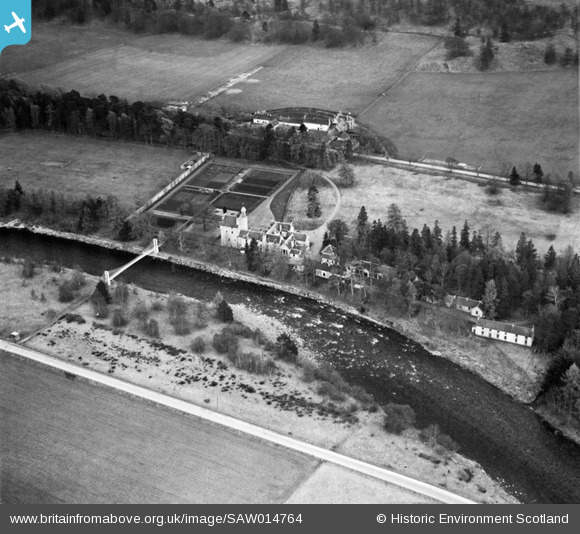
1;80;384;168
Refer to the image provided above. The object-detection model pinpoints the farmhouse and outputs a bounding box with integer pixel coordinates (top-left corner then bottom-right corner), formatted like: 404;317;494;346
446;295;485;318
472;319;534;347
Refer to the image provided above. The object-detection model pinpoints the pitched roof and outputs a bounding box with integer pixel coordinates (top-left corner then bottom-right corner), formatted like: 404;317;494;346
321;244;337;257
474;319;534;337
456;296;482;309
293;233;308;242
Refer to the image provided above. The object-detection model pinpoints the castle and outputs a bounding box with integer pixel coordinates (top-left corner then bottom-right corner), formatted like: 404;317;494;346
220;208;310;264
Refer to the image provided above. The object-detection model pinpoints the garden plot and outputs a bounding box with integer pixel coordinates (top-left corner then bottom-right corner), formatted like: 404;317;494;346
212;192;264;213
186;163;245;190
156;190;216;215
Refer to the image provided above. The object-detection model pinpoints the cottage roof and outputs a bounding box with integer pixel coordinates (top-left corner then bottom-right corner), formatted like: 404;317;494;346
238;229;250;238
456;296;482;309
475;319;534;337
222;215;238;228
266;234;281;243
321;244;337;257
248;230;262;240
293;233;308;242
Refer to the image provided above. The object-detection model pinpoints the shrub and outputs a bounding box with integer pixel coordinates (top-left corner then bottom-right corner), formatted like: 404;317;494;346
314;361;347;390
45;309;58;321
212;330;239;354
113;281;129;306
216;299;234;322
223;322;253;338
173;315;192;336
301;360;317;383
40;292;47;303
167;294;187;324
151;299;164;311
71;268;86;289
252;328;268;346
317;381;347;402
228;351;276;374
485;181;500;195
58;281;75;303
22;259;35;279
383;403;416;434
275;333;298;363
145;318;160;338
191;337;206;354
133;302;150;324
112;308;129;327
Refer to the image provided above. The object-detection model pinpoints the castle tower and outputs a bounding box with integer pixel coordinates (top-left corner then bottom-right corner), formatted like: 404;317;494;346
238;206;248;231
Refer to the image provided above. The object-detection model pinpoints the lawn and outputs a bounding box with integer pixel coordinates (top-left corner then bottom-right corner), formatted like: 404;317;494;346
2;23;286;102
212;32;441;115
334;163;580;254
359;69;579;179
0;132;191;207
285;173;337;231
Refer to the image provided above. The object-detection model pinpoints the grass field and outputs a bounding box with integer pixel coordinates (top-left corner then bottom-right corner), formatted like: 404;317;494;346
334;163;580;254
0;353;316;504
359;69;579;178
212;32;441;115
1;22;285;102
0;132;191;207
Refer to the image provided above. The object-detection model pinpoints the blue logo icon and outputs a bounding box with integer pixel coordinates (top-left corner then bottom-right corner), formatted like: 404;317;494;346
0;1;31;56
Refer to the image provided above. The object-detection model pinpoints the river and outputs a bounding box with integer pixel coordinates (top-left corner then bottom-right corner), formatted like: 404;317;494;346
2;228;580;504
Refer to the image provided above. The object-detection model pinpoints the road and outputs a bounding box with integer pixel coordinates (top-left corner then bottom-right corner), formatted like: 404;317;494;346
360;154;580;194
306;174;342;259
0;339;474;504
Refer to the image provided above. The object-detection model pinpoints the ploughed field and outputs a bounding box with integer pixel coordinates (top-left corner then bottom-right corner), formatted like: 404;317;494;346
0;353;317;504
2;26;285;102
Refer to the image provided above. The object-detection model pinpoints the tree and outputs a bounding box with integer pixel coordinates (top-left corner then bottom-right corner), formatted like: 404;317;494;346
357;206;369;240
545;246;557;270
482;279;498;319
337;163;356;187
216;299;234;322
452;17;465;38
312;19;320;41
544;43;557;65
327;219;349;246
245;238;260;272
476;38;494;71
96;280;112;304
509;166;521;186
460;220;470;250
533;163;544;184
560;47;574;67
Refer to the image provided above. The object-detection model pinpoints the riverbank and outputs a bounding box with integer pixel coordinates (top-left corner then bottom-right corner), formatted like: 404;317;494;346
0;221;564;425
0;258;516;503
